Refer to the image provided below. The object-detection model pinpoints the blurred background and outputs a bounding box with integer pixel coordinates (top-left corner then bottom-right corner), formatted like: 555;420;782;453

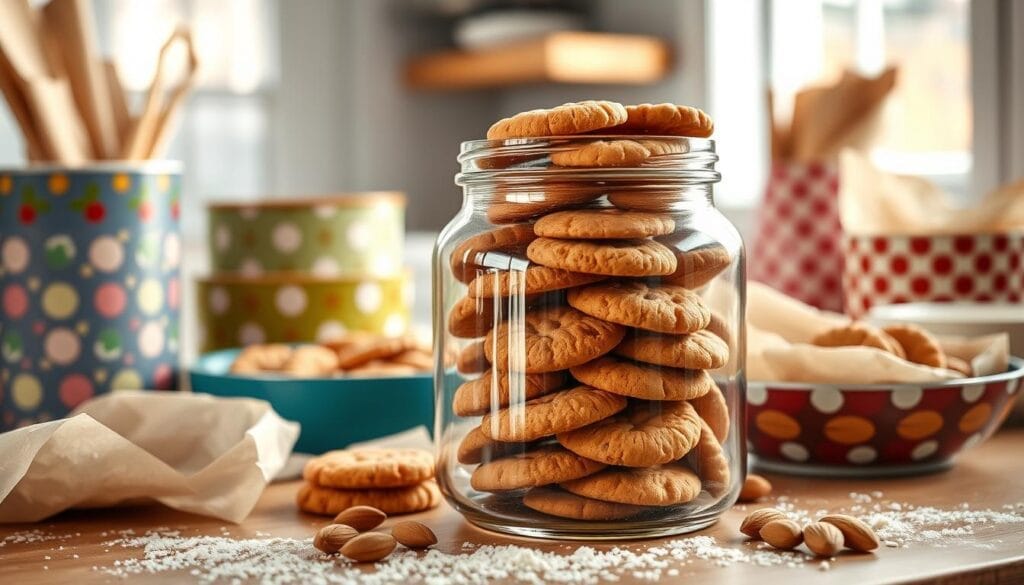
1;0;1022;348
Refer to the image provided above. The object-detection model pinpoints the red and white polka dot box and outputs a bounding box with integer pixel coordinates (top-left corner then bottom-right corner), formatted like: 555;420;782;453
750;162;845;312
843;232;1024;318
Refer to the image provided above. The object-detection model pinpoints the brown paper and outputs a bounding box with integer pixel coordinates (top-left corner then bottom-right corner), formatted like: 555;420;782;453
0;391;299;524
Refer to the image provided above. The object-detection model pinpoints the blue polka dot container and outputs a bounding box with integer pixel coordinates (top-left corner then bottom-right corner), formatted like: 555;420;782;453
0;164;182;431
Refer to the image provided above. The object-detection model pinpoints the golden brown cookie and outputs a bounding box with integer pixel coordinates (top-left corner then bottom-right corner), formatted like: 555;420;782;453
523;486;648;520
527;238;677;277
487;101;627;139
946;355;972;377
457;426;533;465
706;310;735;348
487;184;605;225
690;386;730;444
468;265;605;298
636;138;687;157
606;190;686;213
452;369;567;416
484;305;624;373
450;225;537;284
231;344;293;373
605;103;714;137
280;345;339;377
570;355;714;401
568;281;710;334
812;322;904;356
480;385;628;442
470;445;606;492
533;209;676;240
389;349;433;371
550;140;650;168
456;340;490;374
347;360;418;377
336;336;419;370
687;418;731;497
296;481;441;516
303;448;435;489
615;329;729;370
447;295;496;339
560;463;702;507
661;244;732;289
557;400;703;467
882;324;947;369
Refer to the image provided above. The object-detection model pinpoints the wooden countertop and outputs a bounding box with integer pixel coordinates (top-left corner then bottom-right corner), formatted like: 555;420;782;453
3;430;1024;584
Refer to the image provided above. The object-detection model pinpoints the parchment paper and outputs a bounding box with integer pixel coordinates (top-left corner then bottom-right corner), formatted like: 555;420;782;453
0;391;299;523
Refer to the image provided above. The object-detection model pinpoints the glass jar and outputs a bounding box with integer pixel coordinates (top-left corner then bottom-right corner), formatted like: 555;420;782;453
433;136;745;540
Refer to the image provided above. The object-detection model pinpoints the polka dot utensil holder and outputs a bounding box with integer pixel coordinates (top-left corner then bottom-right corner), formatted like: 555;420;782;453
747;358;1023;477
0;164;182;431
207;193;405;276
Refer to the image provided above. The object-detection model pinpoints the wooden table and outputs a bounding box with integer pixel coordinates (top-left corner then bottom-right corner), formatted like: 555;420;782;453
3;430;1024;585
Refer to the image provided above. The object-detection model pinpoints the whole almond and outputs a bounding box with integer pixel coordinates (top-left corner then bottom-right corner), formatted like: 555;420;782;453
313;524;359;553
392;521;437;549
334;506;387;532
760;519;804;550
804;522;844;557
739;508;788;539
340;532;397;562
820;514;880;552
738;474;772;502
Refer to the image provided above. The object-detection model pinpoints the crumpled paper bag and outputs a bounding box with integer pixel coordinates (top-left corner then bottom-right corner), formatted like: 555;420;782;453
839;150;1024;235
747;281;1009;383
0;391;300;523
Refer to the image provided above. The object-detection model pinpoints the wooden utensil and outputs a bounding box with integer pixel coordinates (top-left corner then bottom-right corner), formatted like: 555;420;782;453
103;59;132;146
24;77;89;164
121;28;198;160
0;49;45;160
42;0;120;159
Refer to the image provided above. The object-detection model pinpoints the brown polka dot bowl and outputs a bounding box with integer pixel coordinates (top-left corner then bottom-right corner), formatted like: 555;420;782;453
747;357;1024;477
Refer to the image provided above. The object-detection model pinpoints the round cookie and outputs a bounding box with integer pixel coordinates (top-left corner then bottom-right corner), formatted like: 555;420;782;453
484;305;624;374
487;100;627;139
560;463;702;507
296;481;441;516
550;140;650;168
568;281;710;334
468;265;605;298
570;355;714;401
452;369;567;416
524;486;647;521
883;324;946;368
687;418;731;498
451;225;537;284
281;345;339;376
448;295;496;338
456;340;489;374
457;426;532;465
812;322;904;357
303;448;435;489
487;184;605;224
557;400;703;467
690;386;730;444
660;244;732;290
527;238;677;277
231;344;293;373
470;444;605;492
615;329;729;370
606;189;687;213
706;310;734;348
480;385;628;442
336;335;418;370
605;103;714;137
533;209;676;240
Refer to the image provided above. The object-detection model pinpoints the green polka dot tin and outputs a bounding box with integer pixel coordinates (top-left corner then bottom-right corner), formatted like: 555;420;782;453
207;193;405;276
0;164;182;431
196;272;412;351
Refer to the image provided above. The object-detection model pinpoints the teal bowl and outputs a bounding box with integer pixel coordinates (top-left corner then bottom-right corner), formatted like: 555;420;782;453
189;349;433;454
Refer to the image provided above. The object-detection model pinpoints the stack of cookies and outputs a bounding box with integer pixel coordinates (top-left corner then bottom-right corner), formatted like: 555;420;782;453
297;448;442;516
445;101;738;521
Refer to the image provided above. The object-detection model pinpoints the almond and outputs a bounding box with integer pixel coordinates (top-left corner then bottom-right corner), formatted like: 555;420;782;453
803;522;844;557
739;508;787;539
334;505;387;532
340;532;397;562
759;519;803;550
392;520;437;549
738;474;772;502
313;524;359;553
820;514;880;552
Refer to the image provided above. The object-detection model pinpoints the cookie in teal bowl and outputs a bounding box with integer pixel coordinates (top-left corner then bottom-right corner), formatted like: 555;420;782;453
189;348;433;454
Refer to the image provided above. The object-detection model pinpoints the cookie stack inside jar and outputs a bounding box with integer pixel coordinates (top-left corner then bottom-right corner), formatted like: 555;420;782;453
435;101;745;539
197;193;412;354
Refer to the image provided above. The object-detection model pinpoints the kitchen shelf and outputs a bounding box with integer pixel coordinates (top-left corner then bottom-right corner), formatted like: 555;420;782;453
404;32;672;90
